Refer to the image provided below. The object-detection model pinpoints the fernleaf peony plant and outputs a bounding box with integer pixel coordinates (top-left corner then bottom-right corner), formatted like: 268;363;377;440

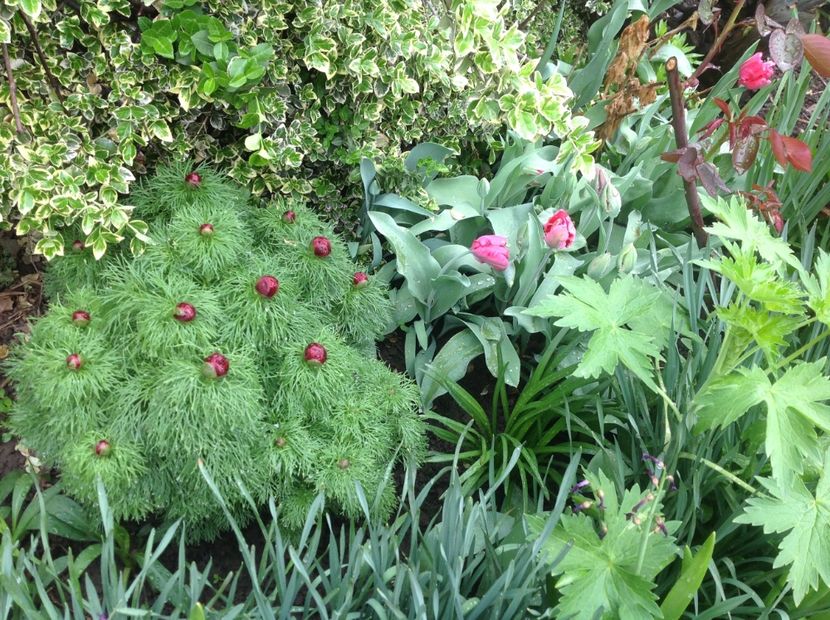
6;163;424;540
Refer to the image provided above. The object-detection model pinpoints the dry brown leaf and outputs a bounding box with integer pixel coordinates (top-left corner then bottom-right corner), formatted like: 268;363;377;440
0;345;8;360
0;296;13;314
604;15;651;93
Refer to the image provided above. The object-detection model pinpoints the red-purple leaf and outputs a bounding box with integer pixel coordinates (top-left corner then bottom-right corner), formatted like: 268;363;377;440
732;133;760;174
768;129;813;172
678;147;701;183
660;148;684;163
769;129;788;168
801;34;830;77
697;162;732;196
713;97;732;120
781;135;813;172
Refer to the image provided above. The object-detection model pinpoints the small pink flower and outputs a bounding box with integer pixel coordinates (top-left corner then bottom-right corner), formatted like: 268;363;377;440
738;53;775;90
471;235;510;271
543;210;576;250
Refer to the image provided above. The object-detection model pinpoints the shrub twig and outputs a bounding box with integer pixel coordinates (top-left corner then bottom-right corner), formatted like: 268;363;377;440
19;12;66;106
2;42;25;135
666;57;708;248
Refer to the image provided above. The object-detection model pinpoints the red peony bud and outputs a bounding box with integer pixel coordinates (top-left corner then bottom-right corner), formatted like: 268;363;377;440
174;302;197;322
199;223;214;236
203;352;229;378
304;342;327;366
352;272;369;288
185;171;202;187
255;275;280;298
66;353;83;371
72;240;85;252
94;440;111;457
282;210;296;224
310;236;331;257
337;458;350;470
72;310;91;326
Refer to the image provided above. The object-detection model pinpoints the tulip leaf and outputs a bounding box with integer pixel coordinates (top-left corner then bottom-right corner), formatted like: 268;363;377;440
369;211;440;305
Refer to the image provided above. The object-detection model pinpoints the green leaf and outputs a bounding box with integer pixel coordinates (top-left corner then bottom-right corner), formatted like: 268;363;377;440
529;470;678;619
735;450;830;605
694;361;830;477
526;275;667;389
19;0;42;19
703;195;802;273
368;211;440;305
804;249;830;326
0;19;11;45
660;532;716;620
421;329;484;409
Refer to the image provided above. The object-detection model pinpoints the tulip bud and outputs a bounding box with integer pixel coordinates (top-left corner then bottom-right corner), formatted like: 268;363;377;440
617;244;637;274
587;252;613;279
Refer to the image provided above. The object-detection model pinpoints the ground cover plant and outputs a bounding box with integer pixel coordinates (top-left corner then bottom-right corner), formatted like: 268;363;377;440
4;164;425;540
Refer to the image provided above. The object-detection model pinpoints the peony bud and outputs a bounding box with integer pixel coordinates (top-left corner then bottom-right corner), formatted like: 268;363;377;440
199;223;214;236
174;302;197;322
255;275;280;298
470;235;510;271
185;171;202;187
203;352;229;378
66;353;83;371
275;436;287;448
352;272;369;288
543;210;576;250
311;236;332;257
72;310;91;326
282;210;296;224
72;240;85;252
304;342;327;366
94;440;111;457
337;458;350;470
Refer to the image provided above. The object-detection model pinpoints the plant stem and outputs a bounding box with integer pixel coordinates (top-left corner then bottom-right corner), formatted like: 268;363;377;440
678;452;758;494
666;57;709;248
19;12;66;107
635;474;665;575
686;0;747;86
2;42;24;135
772;328;830;372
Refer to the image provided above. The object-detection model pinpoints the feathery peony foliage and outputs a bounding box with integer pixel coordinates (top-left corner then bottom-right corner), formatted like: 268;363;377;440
6;164;423;540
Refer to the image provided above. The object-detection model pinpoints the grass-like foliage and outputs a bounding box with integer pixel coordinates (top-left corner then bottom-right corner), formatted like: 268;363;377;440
6;164;423;540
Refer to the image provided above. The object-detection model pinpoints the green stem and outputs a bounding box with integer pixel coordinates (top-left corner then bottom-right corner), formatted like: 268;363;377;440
772;327;830;373
678;452;758;494
635;474;665;576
